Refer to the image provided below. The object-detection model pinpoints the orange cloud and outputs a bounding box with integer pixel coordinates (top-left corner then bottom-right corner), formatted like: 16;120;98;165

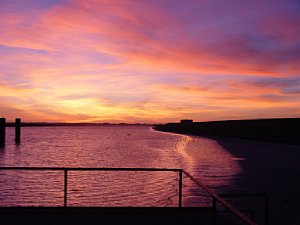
0;0;299;122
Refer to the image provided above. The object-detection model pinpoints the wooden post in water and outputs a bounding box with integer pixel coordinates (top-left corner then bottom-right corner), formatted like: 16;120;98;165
0;118;6;146
15;118;21;144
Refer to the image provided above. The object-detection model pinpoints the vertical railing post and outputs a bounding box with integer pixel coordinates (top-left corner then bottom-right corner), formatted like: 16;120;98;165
212;197;217;225
0;118;5;147
15;118;21;144
264;194;269;225
64;169;68;207
179;169;182;207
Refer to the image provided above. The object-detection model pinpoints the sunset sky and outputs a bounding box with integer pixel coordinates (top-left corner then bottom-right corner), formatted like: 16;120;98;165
0;0;299;123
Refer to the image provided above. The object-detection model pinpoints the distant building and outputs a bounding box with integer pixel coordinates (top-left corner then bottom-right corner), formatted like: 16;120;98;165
180;119;193;125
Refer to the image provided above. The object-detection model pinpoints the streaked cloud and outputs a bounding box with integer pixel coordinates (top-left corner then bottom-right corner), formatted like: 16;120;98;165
0;0;299;122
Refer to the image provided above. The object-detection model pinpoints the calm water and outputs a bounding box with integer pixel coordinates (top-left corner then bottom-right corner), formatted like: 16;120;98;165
1;125;299;224
0;125;240;207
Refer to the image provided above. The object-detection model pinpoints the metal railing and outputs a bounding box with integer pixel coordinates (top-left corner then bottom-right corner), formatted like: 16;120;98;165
0;167;264;225
219;193;269;225
182;170;260;225
0;167;183;207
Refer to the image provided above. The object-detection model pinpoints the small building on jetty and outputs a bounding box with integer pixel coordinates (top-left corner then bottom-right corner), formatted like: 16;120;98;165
180;119;193;125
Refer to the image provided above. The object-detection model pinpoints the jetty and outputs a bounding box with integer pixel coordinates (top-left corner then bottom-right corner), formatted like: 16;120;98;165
154;118;300;145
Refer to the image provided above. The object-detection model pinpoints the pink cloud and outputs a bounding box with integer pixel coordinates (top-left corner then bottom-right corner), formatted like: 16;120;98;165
0;0;299;122
2;0;300;77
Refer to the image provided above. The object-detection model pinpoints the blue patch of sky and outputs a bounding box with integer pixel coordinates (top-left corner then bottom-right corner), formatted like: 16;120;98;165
245;77;300;95
155;0;299;50
0;0;64;12
283;86;300;94
256;77;300;84
277;45;300;62
85;50;122;65
0;72;32;89
277;0;300;15
0;0;64;29
0;45;49;55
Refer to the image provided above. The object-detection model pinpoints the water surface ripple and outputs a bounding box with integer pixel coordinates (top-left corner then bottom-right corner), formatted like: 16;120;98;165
0;125;240;206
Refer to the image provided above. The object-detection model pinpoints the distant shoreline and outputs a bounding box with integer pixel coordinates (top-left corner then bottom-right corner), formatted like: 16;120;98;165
4;123;150;127
153;118;300;145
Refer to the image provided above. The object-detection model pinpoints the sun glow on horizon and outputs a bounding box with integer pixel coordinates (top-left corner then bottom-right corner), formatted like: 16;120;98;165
1;0;300;123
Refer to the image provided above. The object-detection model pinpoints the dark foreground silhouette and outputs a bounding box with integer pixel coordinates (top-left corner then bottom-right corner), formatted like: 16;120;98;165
0;207;215;225
154;118;300;145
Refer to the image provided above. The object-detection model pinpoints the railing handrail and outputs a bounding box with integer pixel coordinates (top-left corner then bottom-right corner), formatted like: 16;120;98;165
0;167;260;225
0;167;183;208
0;167;181;172
182;169;259;225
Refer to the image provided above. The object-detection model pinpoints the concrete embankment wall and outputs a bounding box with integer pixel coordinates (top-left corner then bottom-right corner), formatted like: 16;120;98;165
154;118;300;145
